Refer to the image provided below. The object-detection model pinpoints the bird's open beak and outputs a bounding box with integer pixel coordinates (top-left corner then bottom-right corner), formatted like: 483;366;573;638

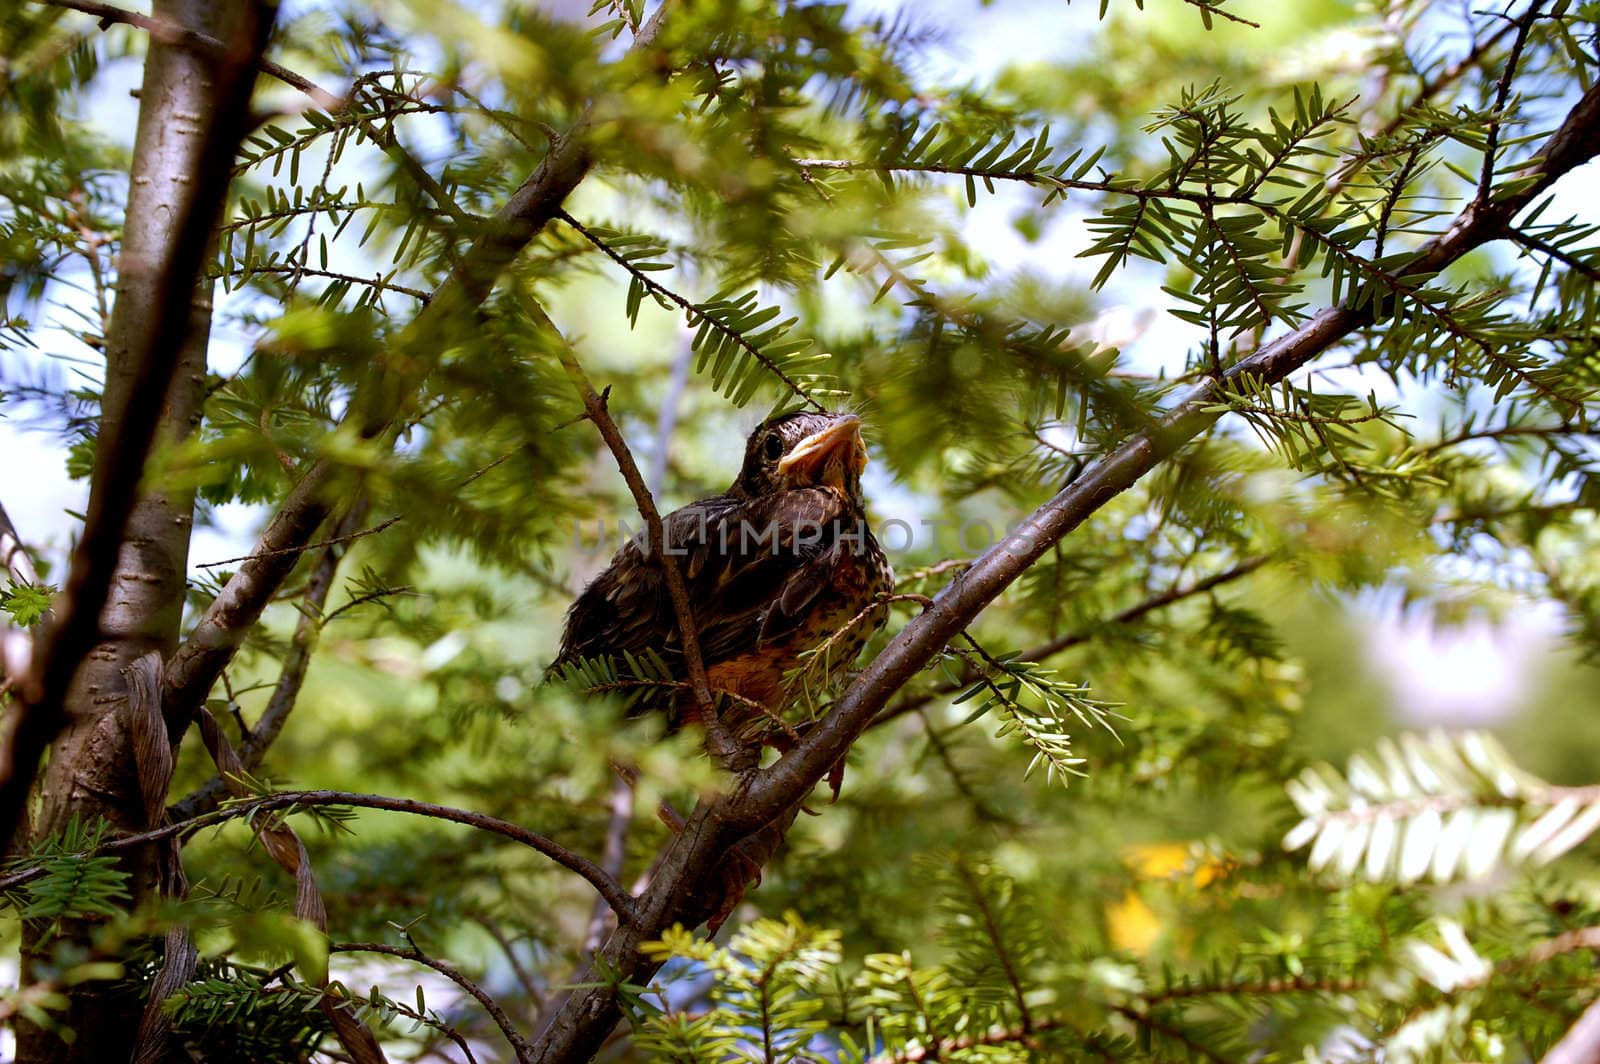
777;415;867;486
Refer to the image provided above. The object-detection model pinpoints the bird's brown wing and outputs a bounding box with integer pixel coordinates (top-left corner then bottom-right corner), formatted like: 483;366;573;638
554;487;854;680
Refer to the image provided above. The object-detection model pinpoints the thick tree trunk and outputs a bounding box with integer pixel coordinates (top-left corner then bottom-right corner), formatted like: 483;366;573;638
16;2;232;1059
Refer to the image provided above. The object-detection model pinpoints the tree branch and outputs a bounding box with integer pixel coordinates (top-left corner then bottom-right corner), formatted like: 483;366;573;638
532;289;741;769
39;0;345;109
583;773;635;954
0;0;279;854
332;941;535;1063
467;910;547;1011
869;555;1270;729
0;789;637;922
158;0;681;738
865;1019;1070;1064
526;76;1600;1064
1542;995;1600;1064
742;77;1600;830
167;504;373;822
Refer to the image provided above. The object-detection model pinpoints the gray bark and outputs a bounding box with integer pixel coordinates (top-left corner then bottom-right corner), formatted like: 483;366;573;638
16;2;233;1058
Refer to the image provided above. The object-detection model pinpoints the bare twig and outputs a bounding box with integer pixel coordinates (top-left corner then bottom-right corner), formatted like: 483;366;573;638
583;771;637;957
1478;3;1542;203
39;0;346;110
169;504;373;822
528;288;742;770
0;789;637;922
333;941;535;1063
466;910;546;1010
196;514;400;569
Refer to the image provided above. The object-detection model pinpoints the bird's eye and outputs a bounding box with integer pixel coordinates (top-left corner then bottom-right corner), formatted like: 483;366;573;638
762;433;784;461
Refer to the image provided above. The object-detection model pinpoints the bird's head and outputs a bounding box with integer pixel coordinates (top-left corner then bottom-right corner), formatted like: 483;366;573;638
734;411;869;501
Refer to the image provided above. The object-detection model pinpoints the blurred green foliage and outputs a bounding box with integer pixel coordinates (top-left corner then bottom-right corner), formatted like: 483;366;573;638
4;0;1600;1060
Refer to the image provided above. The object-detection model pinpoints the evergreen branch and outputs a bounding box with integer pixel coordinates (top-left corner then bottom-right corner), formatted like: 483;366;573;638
287;976;479;1064
855;244;1160;436
0;790;638;924
195;513;401;569
1197;200;1279;330
1415;420;1590;456
158;0;683;745
1406;921;1600;999
871;556;1270;728
1504;224;1600;284
218;199;413;236
1369;20;1519;169
183;705;390;1064
862;1017;1067;1063
1430;498;1585;525
944;637;1102;786
1372;142;1427;261
1178;0;1259;29
792;156;1224;205
807;106;1570;404
898;961;942;1053
1513;926;1600;974
895;559;974;585
227;263;434;302
555;211;829;410
915;710;1014;826
350;77;488;234
528;68;1600;1064
1284;731;1600;883
1261;203;1573;406
1297;757;1600;830
1236;95;1352;199
1144;974;1366;1003
950;858;1034;1033
1278;22;1519;282
1214;399;1394;428
332;941;535;1063
1109;1004;1230;1064
529;288;743;771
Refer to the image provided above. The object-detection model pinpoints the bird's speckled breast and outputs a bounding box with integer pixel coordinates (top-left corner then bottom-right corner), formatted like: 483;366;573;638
708;528;892;736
